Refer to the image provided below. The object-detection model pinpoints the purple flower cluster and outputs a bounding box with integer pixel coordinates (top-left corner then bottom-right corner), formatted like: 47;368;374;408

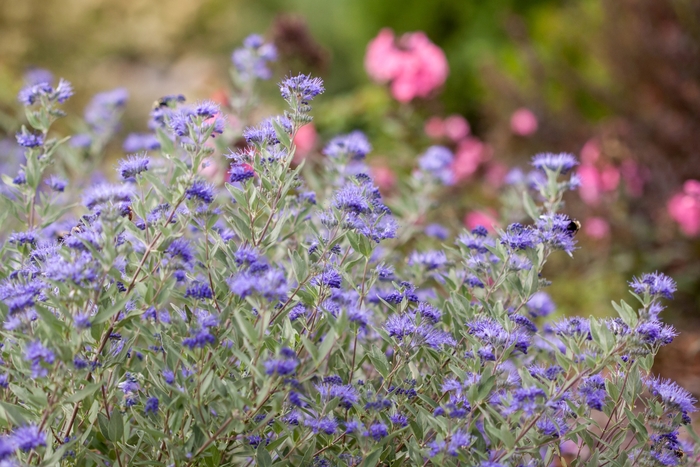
264;347;298;376
323;131;372;160
418;145;453;185
629;272;677;300
18;78;73;106
531;152;579;174
232;34;277;81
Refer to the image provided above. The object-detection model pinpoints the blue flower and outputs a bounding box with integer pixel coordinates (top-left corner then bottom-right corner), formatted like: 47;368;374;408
310;267;342;289
531;152;578;174
526;291;556;317
74;313;91;329
500;223;539;250
144;397;159;415
232;34;277;81
83;88;128;136
323;131;372;160
305;416;338;435
82;183;133;210
163;369;175;384
185;282;213;300
636;320;676;346
0;434;13;461
166;238;195;266
536;416;568;437
315;383;359;409
417;302;441;323
243;116;292;145
629;272;677;300
24;67;53;86
18;78;73;105
408;250;448;270
535;214;578;254
279;74;325;104
385;314;416;339
186;180;215;204
365;422;388;441
117;154;150;181
264;348;298;376
425;223;449;240
24;341;55;378
389;413;408;427
229;163;255;183
418;145;454;185
45;175;67;192
15;128;44;148
552;317;591;339
645;376;697;414
122;133;160;152
579;375;607;410
11;425;46;452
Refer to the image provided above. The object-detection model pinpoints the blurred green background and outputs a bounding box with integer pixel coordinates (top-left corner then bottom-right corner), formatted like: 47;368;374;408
2;0;700;385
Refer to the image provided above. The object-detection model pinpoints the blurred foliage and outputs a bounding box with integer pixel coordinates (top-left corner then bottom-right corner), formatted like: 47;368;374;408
1;0;700;330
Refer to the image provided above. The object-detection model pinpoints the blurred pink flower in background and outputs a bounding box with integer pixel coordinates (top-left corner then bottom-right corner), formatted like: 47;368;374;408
668;180;700;237
452;138;486;182
580;139;600;165
443;114;470;141
293;123;317;162
199;157;222;183
510;108;538;136
578;164;620;206
424;116;445;139
620;159;645;197
372;165;396;192
365;28;448;102
464;209;499;232
583;217;610;239
484;162;509;189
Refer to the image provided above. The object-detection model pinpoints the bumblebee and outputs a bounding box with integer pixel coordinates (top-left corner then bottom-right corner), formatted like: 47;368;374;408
125;205;134;221
566;219;581;236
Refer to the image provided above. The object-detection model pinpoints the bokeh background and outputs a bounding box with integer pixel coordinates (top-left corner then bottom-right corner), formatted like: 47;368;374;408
1;0;700;388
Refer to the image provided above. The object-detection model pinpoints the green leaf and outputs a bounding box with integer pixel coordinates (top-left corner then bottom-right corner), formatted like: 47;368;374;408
256;445;272;467
362;447;383;467
108;410;124;442
522;191;540;221
272;119;292;149
66;383;101;403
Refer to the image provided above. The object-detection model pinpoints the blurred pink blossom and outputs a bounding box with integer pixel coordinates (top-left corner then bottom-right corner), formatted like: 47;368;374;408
365;28;448;102
620;159;645;197
464;209;499;232
583;217;610;239
599;164;620;192
580;139;600;165
424;117;445;139
484;162;509;189
510;108;538;136
443;114;470;141
668;180;700;237
372;165;396;192
452;138;485;182
293;123;317;162
578;165;602;206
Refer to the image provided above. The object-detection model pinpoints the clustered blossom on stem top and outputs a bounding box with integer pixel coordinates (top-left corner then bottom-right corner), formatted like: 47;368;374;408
232;34;277;82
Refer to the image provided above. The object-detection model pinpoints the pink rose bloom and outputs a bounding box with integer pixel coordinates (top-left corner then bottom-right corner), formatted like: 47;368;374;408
372;165;396;192
510;108;538;136
464;210;498;232
668;180;700;237
365;28;448;102
583;217;610;239
443;114;470;141
452;138;485;183
578;164;601;206
293;123;317;162
580;139;600;165
424;117;445;139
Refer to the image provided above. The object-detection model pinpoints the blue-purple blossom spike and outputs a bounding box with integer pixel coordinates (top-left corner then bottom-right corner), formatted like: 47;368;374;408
279;74;325;104
323;131;371;160
629;272;677;300
117;154;150;181
531;152;578;174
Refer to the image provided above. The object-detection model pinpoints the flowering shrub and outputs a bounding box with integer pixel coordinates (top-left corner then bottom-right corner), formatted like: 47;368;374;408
0;35;699;467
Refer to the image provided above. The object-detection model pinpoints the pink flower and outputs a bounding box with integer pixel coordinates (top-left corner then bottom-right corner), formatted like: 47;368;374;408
583;217;610;239
599;165;620;192
580;139;600;165
365;28;448;102
510;108;538;136
424;117;445;139
620;159;645;197
668;180;700;237
372;165;396;192
199;157;222;184
452;138;485;183
484;162;509;190
293;123;317;162
578;165;601;206
443;114;470;141
463;210;498;232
